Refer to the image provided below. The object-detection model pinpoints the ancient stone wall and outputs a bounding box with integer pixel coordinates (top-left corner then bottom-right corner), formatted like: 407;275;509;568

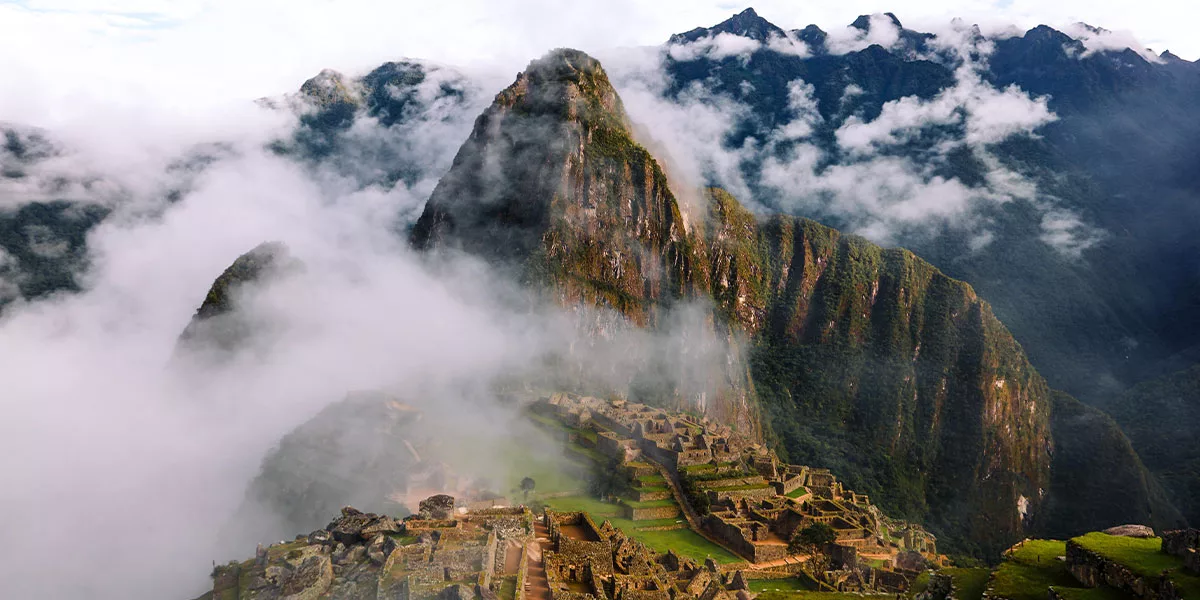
1162;529;1200;575
708;486;776;505
1065;539;1181;600
631;488;672;502
694;476;768;490
625;504;681;521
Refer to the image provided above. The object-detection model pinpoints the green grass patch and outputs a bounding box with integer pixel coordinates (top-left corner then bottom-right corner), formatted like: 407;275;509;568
633;486;669;493
632;518;685;529
991;540;1077;600
944;568;992;600
637;474;666;485
786;487;810;499
620;498;677;509
544;495;741;564
682;464;717;473
755;592;892;600
497;577;517;600
1072;533;1200;599
565;443;610;465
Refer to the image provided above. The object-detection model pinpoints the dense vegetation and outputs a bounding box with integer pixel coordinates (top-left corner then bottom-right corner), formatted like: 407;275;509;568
1101;366;1200;524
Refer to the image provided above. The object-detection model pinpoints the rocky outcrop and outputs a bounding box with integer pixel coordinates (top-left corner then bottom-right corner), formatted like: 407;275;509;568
1105;525;1157;538
419;494;456;519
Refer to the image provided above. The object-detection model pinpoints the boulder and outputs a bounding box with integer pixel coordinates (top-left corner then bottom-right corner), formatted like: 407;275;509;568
895;550;928;571
327;506;375;545
308;529;333;546
419;495;456;519
1103;524;1156;538
279;555;333;600
362;515;401;537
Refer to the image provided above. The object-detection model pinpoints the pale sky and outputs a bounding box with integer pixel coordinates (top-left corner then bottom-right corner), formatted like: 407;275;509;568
1;0;1196;120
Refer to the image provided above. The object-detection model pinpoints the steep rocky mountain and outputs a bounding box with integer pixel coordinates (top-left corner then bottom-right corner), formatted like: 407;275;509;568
271;60;483;198
658;9;1200;410
175;241;297;357
404;48;1162;557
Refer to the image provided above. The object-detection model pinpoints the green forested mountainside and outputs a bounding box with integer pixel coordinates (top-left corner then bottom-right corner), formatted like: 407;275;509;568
405;48;1167;557
663;11;1200;411
1101;365;1200;525
1036;392;1183;538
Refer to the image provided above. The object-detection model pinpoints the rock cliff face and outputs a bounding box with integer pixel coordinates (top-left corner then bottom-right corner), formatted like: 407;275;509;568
410;49;1055;556
699;189;1053;556
411;49;705;327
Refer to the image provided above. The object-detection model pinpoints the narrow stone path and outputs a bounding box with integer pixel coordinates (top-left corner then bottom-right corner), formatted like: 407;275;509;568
524;521;551;600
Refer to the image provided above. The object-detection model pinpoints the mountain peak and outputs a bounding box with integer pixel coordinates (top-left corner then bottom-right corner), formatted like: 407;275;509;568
851;12;903;32
668;6;785;44
493;48;628;131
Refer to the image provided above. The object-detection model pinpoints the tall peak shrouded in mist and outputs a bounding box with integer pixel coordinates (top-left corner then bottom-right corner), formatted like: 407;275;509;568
411;48;701;325
668;7;785;44
175;241;298;357
850;12;904;31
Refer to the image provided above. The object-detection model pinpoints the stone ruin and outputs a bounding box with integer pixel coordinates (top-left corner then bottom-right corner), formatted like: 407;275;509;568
1162;529;1200;575
534;393;944;594
198;498;534;600
540;509;747;600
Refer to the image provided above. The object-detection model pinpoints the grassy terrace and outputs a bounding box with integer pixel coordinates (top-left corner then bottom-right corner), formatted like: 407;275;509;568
944;568;991;600
1073;533;1200;599
786;487;810;498
989;540;1143;600
707;483;773;492
544;495;742;565
633;485;669;493
620;498;677;509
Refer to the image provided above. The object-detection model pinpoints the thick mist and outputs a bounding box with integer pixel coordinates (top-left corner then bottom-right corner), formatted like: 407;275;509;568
0;62;747;597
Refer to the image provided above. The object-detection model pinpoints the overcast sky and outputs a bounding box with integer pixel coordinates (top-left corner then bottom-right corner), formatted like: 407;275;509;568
1;0;1195;122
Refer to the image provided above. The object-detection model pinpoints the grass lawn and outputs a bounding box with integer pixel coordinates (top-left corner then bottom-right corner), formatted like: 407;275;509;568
755;592;893;600
990;540;1078;600
1072;533;1200;599
943;568;992;600
633;485;669;493
786;487;810;499
544;495;742;564
621;498;677;509
497;576;517;600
